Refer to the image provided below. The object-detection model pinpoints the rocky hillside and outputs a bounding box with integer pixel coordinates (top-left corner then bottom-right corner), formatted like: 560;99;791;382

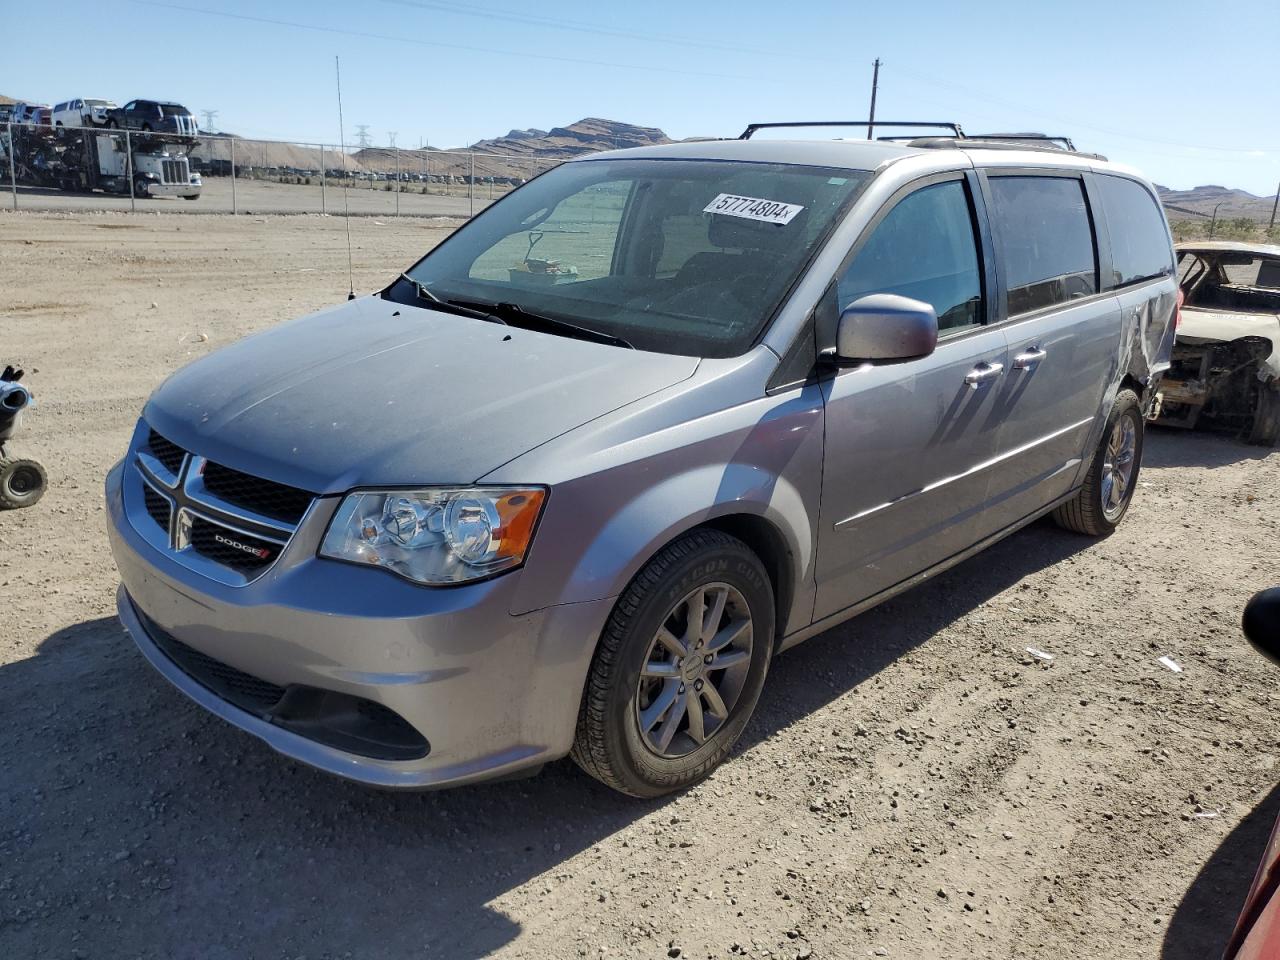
1157;184;1278;222
466;117;671;158
351;117;671;181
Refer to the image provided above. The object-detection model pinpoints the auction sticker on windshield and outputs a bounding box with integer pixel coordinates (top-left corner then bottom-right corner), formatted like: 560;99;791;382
703;193;805;225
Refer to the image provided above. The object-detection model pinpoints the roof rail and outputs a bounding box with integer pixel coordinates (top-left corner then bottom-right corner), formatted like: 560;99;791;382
738;120;964;140
899;134;1107;161
968;132;1077;150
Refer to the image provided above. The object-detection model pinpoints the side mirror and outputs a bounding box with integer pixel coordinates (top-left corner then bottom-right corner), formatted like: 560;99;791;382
1243;587;1280;667
835;294;939;363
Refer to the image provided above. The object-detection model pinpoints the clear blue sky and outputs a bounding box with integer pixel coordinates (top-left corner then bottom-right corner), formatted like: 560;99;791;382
5;0;1278;195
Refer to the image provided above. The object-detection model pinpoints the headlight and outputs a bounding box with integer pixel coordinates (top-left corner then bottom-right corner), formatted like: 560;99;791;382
319;487;546;585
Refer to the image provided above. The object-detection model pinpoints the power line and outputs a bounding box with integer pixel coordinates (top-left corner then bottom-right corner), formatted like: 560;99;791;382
891;65;1278;156
373;0;813;60
132;1;764;82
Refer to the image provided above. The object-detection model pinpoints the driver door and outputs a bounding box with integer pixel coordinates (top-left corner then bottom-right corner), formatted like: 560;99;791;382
813;172;1010;621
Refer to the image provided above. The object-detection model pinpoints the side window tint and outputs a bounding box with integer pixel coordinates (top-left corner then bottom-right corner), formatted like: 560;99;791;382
837;180;982;334
988;176;1097;315
1097;175;1173;287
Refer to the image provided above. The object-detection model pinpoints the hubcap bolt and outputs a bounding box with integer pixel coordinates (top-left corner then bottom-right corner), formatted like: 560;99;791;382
677;658;684;667
704;654;713;664
695;680;703;691
678;684;686;694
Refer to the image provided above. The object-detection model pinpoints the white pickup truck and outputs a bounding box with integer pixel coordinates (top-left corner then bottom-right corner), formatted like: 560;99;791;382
52;98;118;129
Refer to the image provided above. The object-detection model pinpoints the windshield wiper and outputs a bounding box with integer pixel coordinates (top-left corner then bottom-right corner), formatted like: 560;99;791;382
446;297;634;349
399;274;507;325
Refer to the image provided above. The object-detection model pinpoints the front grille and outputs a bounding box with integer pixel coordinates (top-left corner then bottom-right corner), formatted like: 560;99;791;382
188;516;279;572
201;462;313;524
131;420;313;584
142;483;171;530
147;430;185;474
142;611;286;715
161;158;187;184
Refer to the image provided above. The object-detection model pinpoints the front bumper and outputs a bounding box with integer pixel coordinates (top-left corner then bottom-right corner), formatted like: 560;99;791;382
140;180;200;198
105;458;612;789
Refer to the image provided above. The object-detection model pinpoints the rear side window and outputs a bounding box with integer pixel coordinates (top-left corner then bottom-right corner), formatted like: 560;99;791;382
988;176;1097;315
1096;175;1173;287
838;179;983;334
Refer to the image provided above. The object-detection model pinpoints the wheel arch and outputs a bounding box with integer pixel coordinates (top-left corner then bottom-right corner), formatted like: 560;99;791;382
700;513;795;653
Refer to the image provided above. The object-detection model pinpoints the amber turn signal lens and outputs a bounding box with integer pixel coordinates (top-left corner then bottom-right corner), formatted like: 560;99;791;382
493;489;547;560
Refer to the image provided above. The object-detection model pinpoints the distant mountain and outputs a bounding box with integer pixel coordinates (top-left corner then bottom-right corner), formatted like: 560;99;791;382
467;118;672;158
350;117;674;182
1156;184;1277;221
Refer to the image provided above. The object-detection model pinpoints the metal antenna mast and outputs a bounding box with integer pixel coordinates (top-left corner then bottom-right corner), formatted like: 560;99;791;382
867;58;881;140
336;56;355;301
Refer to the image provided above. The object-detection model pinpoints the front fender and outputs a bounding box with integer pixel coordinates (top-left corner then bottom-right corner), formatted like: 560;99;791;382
501;382;826;636
566;461;811;621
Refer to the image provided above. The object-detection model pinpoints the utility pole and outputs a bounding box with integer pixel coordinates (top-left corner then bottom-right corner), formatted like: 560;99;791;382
867;58;881;140
353;124;372;149
200;109;218;133
388;131;397;149
1269;179;1279;234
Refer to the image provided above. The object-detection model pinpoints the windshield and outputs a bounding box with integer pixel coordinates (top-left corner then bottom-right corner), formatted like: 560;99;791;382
161;105;191;117
400;159;868;356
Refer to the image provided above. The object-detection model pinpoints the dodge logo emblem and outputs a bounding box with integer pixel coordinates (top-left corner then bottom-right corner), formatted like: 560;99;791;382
213;532;271;559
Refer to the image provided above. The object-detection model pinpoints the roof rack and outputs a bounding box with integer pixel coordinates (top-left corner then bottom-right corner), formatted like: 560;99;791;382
738;121;964;140
739;122;1105;159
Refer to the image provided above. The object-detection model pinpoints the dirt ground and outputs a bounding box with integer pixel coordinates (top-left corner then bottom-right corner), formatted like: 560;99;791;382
2;210;1279;960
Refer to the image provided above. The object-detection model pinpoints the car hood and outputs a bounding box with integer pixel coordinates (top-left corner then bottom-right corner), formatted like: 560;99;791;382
143;295;699;493
1179;307;1280;379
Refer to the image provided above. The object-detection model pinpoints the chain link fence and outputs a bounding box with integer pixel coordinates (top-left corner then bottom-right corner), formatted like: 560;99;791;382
1;121;567;218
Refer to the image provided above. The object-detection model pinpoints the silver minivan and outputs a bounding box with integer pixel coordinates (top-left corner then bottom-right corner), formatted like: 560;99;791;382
106;125;1178;796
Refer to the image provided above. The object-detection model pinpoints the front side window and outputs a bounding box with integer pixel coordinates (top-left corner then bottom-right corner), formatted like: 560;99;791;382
837;179;983;334
1096;175;1173;287
988;175;1097;315
403;159;868;356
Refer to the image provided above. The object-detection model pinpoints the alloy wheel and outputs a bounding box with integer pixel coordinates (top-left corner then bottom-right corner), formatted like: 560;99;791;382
635;582;754;758
1101;413;1137;520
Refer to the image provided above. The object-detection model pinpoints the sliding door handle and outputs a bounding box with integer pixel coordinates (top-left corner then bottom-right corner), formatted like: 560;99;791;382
964;362;1004;388
1013;347;1048;369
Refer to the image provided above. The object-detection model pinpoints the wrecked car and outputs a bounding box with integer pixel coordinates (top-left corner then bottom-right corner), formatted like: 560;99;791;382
1158;241;1280;445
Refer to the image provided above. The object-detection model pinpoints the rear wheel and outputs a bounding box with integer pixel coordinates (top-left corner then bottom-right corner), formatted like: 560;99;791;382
571;529;774;797
1053;389;1143;536
0;457;47;509
133;178;149;198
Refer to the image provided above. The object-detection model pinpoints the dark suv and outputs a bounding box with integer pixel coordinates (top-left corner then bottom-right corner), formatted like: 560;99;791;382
106;100;198;138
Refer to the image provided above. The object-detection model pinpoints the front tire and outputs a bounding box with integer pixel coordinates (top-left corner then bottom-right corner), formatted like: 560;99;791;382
571;529;774;797
1053;388;1144;536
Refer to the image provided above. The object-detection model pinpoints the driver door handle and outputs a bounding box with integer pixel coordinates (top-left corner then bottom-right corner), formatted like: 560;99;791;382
1013;346;1048;369
964;361;1004;388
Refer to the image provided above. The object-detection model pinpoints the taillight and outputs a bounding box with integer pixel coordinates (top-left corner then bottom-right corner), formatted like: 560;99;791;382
1174;288;1184;331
